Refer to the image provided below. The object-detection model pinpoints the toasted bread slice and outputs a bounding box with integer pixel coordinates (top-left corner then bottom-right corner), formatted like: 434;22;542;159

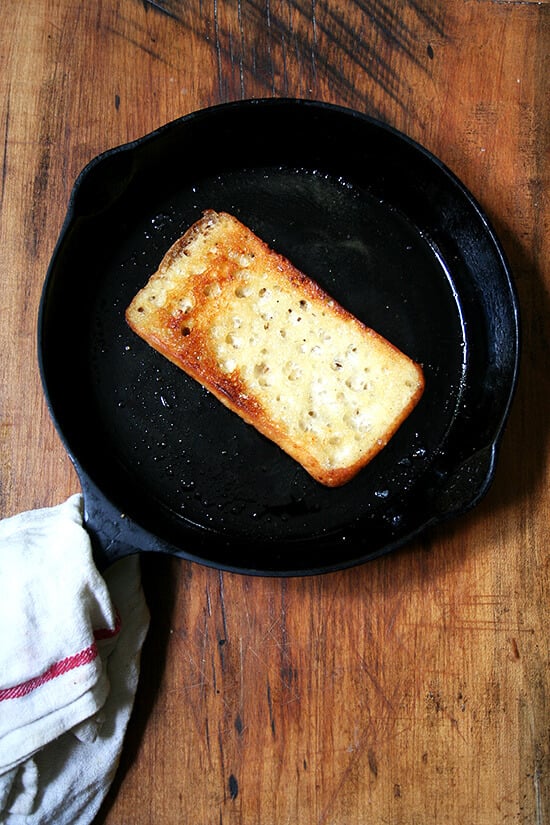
126;210;424;486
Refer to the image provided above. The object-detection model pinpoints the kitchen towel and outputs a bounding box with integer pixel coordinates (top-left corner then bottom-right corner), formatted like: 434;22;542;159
0;494;150;824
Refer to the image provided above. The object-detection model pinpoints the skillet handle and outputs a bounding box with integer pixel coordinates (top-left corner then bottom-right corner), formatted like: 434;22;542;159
373;444;499;560
78;470;156;572
71;148;136;219
433;443;498;519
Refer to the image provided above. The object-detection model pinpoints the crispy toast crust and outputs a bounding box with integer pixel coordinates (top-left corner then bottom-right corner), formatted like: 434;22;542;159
126;210;425;486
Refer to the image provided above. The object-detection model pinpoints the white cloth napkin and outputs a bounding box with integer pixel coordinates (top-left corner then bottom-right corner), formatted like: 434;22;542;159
0;494;150;824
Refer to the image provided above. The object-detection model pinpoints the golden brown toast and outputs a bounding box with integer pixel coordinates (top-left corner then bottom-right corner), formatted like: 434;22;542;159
126;210;425;486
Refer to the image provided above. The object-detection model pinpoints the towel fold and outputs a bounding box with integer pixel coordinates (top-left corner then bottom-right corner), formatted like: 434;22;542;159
0;494;150;824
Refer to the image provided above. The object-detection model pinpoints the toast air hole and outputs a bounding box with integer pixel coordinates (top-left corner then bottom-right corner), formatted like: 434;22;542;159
203;282;221;298
235;285;253;298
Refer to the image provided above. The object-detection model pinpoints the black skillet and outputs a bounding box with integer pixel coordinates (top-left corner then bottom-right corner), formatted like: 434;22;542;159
38;99;520;575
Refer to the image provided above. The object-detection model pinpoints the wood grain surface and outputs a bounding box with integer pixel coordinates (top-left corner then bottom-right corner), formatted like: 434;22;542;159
1;1;549;823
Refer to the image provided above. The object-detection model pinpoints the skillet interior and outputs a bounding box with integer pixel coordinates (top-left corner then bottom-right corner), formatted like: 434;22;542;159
39;100;519;574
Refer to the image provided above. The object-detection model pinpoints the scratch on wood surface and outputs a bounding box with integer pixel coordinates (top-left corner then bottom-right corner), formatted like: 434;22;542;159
534;761;543;825
104;23;171;63
357;654;396;715
264;0;277;93
266;679;276;735
317;726;373;825
298;3;407;106
217;571;227;631
134;0;448;116
236;0;246;98
213;0;224;99
30;140;53;255
217;725;227;787
239;635;245;712
142;0;180;19
1;84;10;210
487;0;547;4
443;593;532;634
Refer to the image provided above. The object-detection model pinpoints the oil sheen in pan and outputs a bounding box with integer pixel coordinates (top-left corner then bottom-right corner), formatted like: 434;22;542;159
87;165;467;543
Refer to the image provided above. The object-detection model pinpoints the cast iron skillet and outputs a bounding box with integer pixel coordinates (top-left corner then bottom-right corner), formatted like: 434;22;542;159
38;99;520;576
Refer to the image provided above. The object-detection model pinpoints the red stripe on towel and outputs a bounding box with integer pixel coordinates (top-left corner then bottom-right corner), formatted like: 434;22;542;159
0;645;98;700
0;613;121;701
94;610;121;640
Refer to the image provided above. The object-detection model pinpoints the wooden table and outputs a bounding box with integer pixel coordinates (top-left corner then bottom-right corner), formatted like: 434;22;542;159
2;1;549;822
